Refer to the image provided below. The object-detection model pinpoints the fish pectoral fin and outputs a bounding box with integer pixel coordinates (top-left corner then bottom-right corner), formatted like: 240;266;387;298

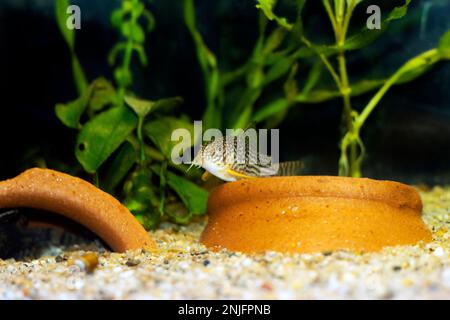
225;168;256;179
201;171;210;181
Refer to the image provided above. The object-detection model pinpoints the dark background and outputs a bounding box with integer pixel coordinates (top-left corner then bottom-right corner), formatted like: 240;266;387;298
0;0;450;185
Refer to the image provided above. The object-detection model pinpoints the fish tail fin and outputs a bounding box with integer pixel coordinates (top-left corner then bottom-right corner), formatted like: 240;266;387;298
276;160;304;176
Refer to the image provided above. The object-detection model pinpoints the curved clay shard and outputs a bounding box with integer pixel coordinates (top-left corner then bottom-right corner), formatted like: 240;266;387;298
0;168;156;252
201;176;432;253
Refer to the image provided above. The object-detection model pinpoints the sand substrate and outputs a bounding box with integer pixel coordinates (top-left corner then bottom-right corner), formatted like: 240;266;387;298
0;186;449;299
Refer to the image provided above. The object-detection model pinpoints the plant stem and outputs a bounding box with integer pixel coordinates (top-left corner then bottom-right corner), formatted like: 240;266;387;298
356;49;439;129
127;135;164;162
337;54;352;127
127;135;201;179
137;116;146;164
340;49;440;177
337;52;359;176
118;0;140;104
301;36;341;88
335;0;345;39
322;0;337;31
333;0;361;177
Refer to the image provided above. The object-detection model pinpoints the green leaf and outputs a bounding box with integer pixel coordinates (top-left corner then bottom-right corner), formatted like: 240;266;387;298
132;24;146;43
165;204;192;225
131;1;145;17
263;107;289;128
111;8;124;28
291;0;307;36
256;0;277;20
247;66;264;88
438;29;450;59
158;161;168;215
388;0;411;20
144;116;195;160
71;55;88;95
183;0;196;32
132;43;148;65
228;87;262;129
76;107;138;173
343;0;412;51
121;22;145;43
125;95;154;118
166;171;208;215
263;54;296;86
101;141;137;193
183;0;218;70
55;78;117;129
356;49;442;128
152;165;208;216
256;0;293;30
396;61;437;84
183;0;220;129
55;90;90;129
298;89;341;102
122;0;134;13
109;42;148;67
108;42;127;65
55;0;74;50
253;79;388;122
123;166;161;229
125;96;184;119
290;44;339;61
283;63;299;102
253;99;290;123
263;27;287;55
396;50;441;83
142;9;156;32
233;103;255;129
88;78;117;112
152;97;184;112
114;67;132;87
55;0;87;95
302;60;323;95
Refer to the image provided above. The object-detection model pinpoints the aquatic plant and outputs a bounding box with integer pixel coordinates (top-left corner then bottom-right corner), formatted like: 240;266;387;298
55;0;88;96
54;0;207;229
184;0;299;130
53;0;450;229
257;0;450;177
186;0;450;177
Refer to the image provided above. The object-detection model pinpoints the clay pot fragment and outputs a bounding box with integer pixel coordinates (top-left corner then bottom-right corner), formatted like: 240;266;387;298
0;168;156;252
201;176;432;253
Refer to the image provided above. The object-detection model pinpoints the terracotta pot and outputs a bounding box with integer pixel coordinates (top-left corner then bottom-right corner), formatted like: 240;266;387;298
201;176;432;253
0;168;156;252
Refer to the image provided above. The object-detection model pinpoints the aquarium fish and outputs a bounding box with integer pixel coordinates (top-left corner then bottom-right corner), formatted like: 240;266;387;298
190;135;303;182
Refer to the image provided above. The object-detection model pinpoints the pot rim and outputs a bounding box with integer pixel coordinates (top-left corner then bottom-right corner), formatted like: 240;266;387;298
208;176;422;213
0;168;156;252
